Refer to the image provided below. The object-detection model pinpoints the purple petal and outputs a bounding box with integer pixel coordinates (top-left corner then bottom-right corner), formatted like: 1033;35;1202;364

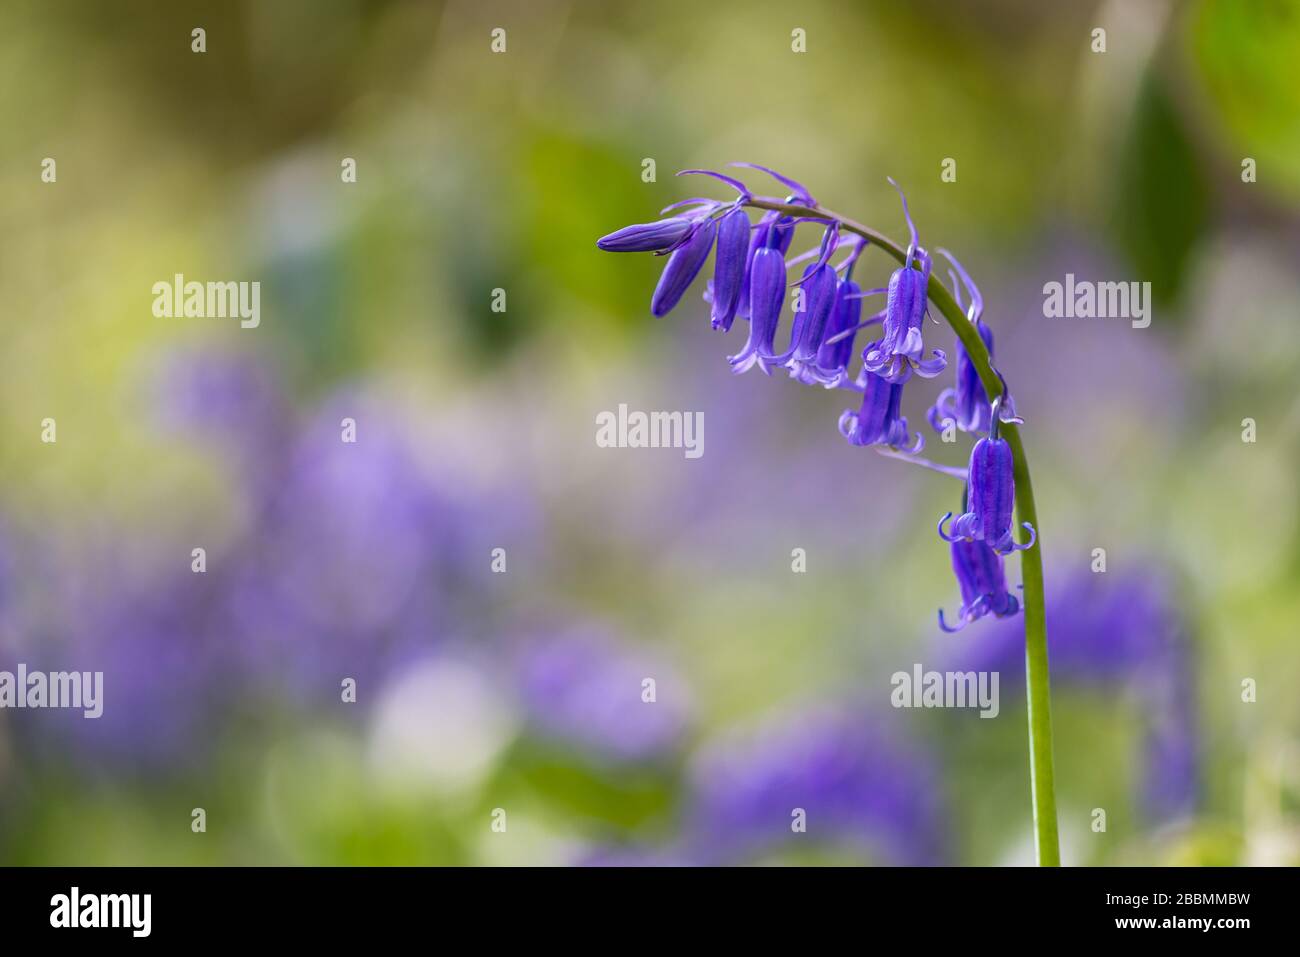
650;218;717;317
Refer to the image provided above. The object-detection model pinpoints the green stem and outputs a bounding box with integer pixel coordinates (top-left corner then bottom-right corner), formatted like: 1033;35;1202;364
746;198;1061;866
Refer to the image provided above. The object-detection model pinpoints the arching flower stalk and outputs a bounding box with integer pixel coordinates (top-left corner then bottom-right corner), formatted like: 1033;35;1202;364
597;164;1060;866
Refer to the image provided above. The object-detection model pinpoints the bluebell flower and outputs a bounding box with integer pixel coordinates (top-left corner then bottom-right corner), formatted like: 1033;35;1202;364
709;205;752;331
768;258;839;384
928;321;994;434
651;217;717;317
715;165;809;325
735;210;795;320
815;277;863;383
729;244;786;375
596;216;696;253
939;537;1021;633
597;164;1032;638
838;370;922;452
598;170;753;319
927;250;1016;435
939;407;1035;554
861;179;946;384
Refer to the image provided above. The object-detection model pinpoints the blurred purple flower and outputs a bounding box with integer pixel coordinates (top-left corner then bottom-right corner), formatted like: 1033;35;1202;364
686;706;945;865
515;628;690;764
147;346;291;500
224;387;536;695
6;556;234;771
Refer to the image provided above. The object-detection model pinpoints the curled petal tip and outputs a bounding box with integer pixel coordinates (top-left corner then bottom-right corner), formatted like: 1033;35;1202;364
938;608;967;633
914;349;948;378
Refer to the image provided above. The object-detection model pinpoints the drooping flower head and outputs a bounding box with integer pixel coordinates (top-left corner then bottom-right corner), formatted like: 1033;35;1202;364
597;164;1027;629
650;217;717;317
598;169;753;319
734;210;795;321
766;223;842;384
938;399;1035;554
839;370;922;452
709;205;752;331
927;250;994;434
815;276;863;381
729;241;787;375
939;513;1021;633
861;179;946;384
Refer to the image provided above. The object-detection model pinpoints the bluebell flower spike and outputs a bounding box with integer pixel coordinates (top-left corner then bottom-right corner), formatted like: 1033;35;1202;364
597;166;1036;630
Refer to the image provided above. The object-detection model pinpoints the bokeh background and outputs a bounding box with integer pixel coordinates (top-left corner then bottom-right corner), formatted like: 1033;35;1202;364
1;0;1297;866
